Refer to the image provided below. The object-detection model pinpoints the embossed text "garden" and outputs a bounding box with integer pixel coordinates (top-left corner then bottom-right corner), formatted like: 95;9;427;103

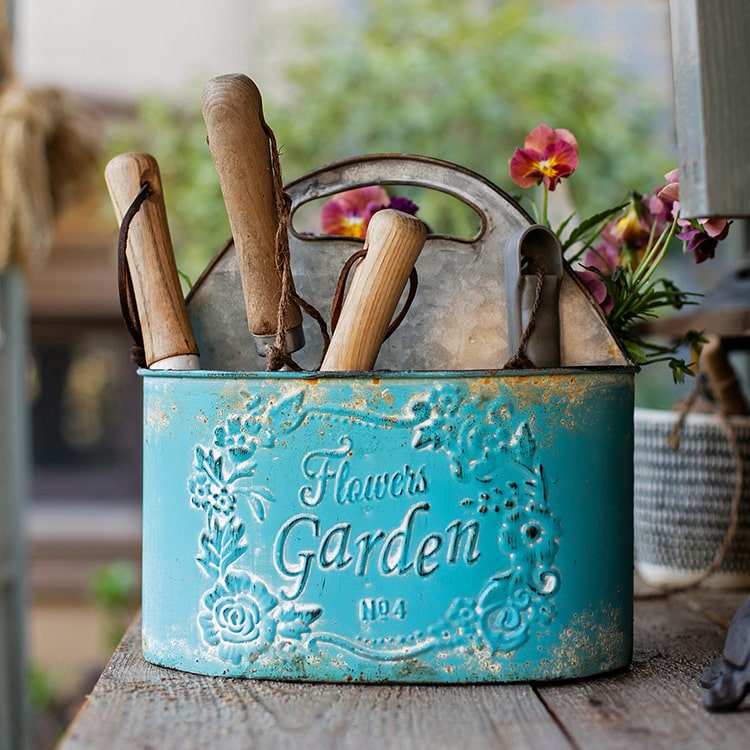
274;500;481;599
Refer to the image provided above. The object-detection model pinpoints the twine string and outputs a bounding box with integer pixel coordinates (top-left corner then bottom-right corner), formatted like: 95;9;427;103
1;11;101;273
262;121;329;371
502;259;545;370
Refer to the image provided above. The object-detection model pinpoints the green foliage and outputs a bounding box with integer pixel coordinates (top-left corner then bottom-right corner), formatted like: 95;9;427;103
89;560;137;609
109;0;674;278
106;97;229;287
89;560;139;650
266;0;672;229
561;201;628;256
28;663;58;711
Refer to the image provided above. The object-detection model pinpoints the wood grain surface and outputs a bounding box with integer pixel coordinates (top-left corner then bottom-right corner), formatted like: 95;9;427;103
321;209;427;372
202;73;303;342
59;587;750;749
105;152;199;369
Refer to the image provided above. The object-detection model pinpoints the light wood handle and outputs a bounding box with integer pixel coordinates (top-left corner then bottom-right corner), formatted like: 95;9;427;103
321;209;427;371
201;73;303;345
105;152;200;369
701;334;749;415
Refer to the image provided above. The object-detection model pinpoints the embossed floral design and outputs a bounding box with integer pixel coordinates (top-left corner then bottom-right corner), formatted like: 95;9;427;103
478;577;556;653
189;446;238;516
409;384;560;653
189;391;306;523
214;402;262;461
199;571;279;664
427;597;481;649
410;386;514;483
191;388;323;665
189;383;561;666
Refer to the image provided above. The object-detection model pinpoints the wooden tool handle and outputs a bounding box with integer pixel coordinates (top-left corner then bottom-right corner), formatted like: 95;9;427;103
701;334;749;415
201;73;303;347
321;209;427;371
105;152;200;370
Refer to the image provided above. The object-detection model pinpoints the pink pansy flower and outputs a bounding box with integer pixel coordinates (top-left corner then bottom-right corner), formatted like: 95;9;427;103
677;219;731;264
576;269;614;314
578;244;618;315
582;243;620;275
645;192;673;226
657;168;730;237
656;168;680;207
321;186;424;238
694;216;731;240
509;124;579;191
320;186;390;238
656;169;731;263
676;225;718;264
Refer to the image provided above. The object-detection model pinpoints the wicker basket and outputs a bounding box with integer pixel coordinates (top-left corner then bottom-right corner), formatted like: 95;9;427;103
634;407;750;588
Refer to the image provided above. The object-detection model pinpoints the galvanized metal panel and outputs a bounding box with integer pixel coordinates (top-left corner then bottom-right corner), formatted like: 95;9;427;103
187;154;629;372
670;0;750;218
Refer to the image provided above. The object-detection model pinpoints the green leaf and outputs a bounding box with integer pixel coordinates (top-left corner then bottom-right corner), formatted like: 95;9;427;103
623;339;648;365
562;201;627;251
554;211;577;238
668;358;694;385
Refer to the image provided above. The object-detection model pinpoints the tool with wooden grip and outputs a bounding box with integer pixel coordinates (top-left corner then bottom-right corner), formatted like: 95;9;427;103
105;152;200;370
700;334;750;415
201;73;304;359
321;209;427;371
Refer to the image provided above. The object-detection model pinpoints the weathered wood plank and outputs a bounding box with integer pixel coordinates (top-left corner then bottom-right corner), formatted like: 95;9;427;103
678;588;749;630
60;591;750;750
59;614;572;750
535;596;749;750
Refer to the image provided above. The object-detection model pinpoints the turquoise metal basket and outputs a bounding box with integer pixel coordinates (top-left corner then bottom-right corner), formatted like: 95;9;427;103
139;155;635;682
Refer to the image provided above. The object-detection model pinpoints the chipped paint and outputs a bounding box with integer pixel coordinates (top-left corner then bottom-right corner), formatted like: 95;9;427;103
140;367;634;682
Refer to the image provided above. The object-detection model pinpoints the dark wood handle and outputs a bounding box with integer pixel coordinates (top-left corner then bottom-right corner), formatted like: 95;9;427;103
321;209;427;371
105;152;200;369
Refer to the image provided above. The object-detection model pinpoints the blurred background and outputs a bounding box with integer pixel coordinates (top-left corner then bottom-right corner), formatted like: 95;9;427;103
1;0;746;746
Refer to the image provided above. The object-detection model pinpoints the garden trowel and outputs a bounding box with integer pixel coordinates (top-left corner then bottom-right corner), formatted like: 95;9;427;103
105;152;200;370
201;73;304;362
321;209;427;371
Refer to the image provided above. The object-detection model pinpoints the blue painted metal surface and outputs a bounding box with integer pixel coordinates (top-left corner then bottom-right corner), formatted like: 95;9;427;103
141;367;634;682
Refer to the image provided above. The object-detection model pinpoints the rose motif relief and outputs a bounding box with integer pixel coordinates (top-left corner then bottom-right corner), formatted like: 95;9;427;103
199;571;279;665
188;384;561;665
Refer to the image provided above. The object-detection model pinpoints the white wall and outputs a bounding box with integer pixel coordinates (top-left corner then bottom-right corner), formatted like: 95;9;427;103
15;1;672;103
13;0;327;101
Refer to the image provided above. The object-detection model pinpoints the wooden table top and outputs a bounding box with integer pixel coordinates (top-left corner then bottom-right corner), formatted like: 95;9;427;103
60;584;750;749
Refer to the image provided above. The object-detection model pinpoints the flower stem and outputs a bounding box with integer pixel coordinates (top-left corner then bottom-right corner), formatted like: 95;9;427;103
609;217;679;326
634;216;678;288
